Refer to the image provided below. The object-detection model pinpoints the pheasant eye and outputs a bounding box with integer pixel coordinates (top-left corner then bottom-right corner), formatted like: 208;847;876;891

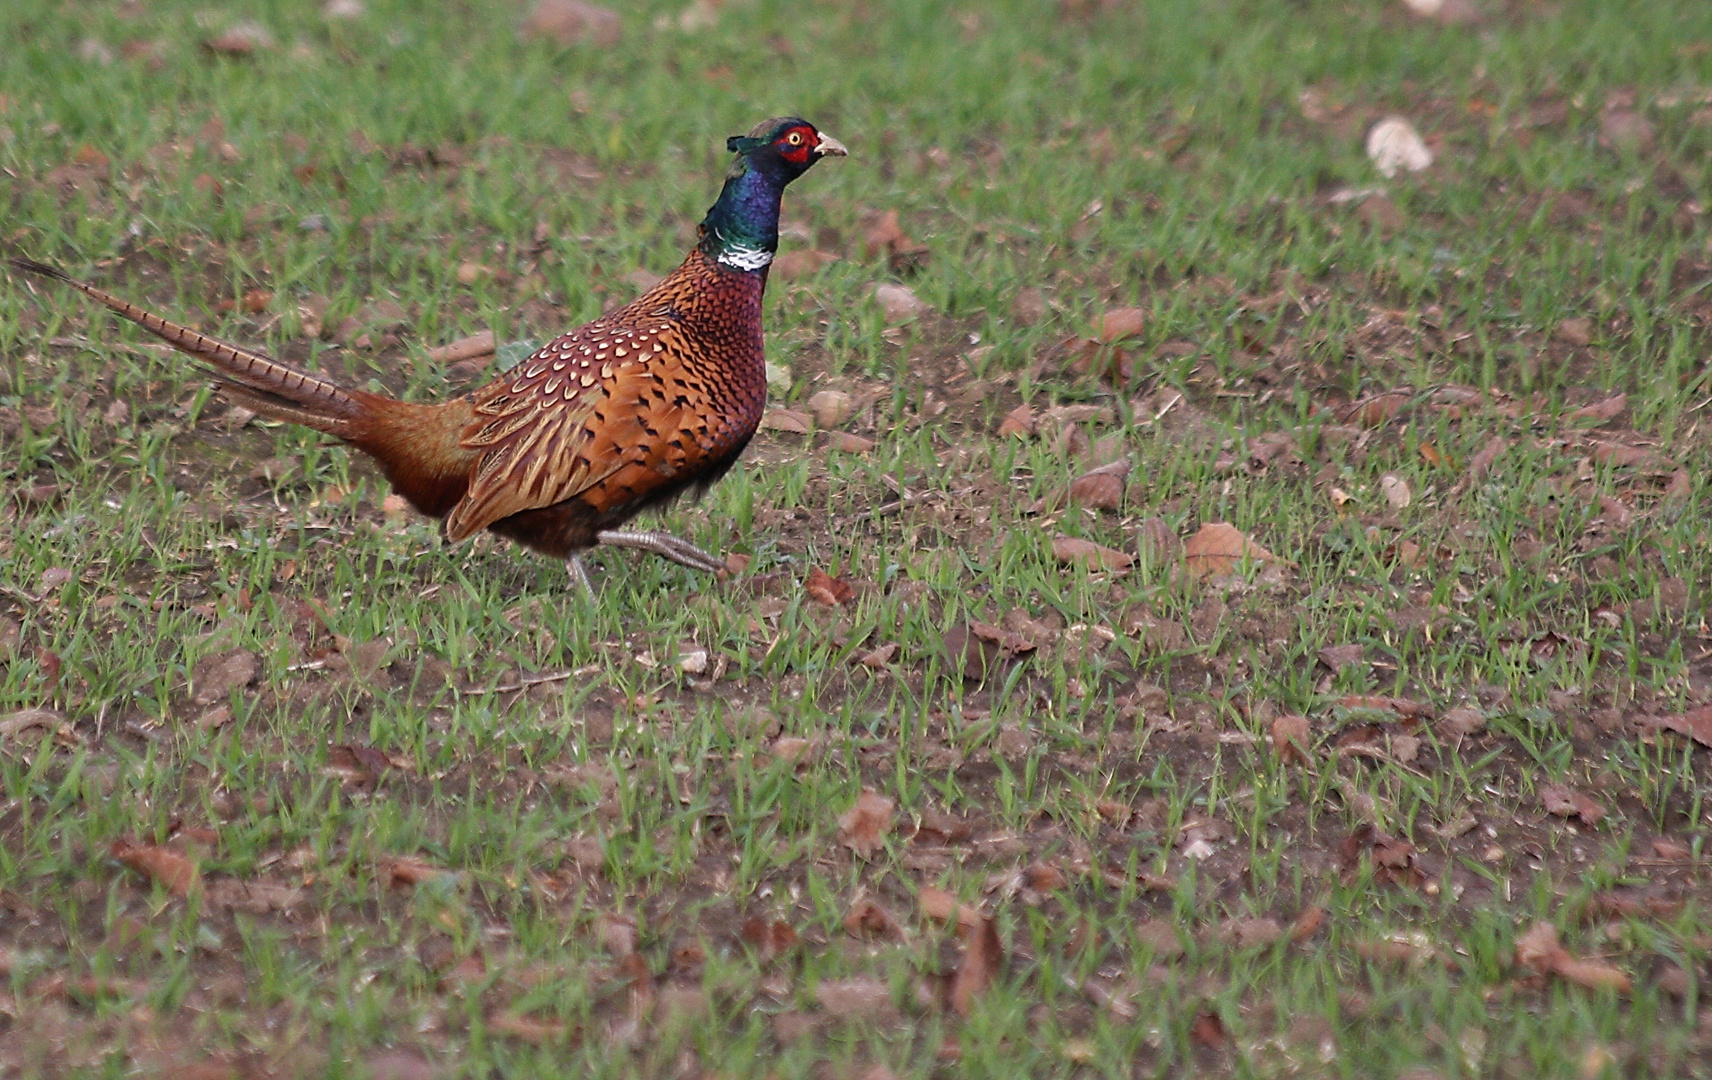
786;131;804;146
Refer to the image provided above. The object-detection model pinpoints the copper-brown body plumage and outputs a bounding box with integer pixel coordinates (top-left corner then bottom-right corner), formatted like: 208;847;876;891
8;118;846;591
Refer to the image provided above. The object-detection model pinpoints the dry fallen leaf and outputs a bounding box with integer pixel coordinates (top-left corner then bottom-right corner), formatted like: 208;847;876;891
807;389;855;428
816;977;896;1020
0;708;69;742
203;20;274;55
111;839;202;898
1271;714;1312;765
1066;459;1129;510
1366;116;1433;178
843;895;904;940
995;403;1034;439
1051;535;1134;572
870;282;930;322
1658;706;1712;748
520;0;621;47
838;789;895;857
863;209;930;273
739;917;798;959
1290;905;1327;944
488;1011;570;1045
919;886;983;929
950;914;1004;1017
1515;921;1631;993
1380;473;1412;510
426;330;497;366
1466;435;1507;481
384;855;451;888
804;566;855;606
1181;522;1278;580
1096;307;1146;343
760;407;811;434
1541;784;1605;826
191;648;260;705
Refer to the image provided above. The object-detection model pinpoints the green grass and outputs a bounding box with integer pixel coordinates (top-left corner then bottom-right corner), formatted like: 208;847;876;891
4;0;1712;1075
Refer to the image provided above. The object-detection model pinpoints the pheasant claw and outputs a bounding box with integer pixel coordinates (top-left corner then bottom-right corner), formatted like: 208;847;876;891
595;529;726;574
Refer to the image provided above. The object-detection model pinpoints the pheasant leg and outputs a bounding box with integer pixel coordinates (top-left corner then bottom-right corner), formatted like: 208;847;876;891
596;529;726;574
567;555;595;599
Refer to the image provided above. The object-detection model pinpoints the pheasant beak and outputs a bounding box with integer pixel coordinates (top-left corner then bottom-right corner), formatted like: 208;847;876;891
813;133;849;158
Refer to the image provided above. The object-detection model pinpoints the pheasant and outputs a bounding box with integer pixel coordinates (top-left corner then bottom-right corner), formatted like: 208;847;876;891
10;116;846;594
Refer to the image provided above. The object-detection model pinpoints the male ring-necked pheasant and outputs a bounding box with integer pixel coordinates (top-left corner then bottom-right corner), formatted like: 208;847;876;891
10;117;845;593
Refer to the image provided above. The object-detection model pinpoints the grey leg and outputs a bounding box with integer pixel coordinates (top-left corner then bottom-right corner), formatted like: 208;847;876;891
567;555;594;598
595;529;726;574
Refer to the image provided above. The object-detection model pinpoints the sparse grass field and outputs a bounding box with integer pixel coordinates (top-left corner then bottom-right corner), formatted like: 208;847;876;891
3;0;1712;1075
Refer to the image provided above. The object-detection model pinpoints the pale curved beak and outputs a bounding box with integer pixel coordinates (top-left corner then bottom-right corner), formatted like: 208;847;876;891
814;133;849;158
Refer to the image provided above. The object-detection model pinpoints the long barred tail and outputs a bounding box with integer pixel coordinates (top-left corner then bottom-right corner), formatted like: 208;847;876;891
7;256;377;437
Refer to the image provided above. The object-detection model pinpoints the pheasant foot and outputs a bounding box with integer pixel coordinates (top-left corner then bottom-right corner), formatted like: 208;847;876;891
596;529;726;574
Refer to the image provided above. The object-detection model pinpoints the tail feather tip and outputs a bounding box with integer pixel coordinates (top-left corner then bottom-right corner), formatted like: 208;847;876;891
7;257;70;282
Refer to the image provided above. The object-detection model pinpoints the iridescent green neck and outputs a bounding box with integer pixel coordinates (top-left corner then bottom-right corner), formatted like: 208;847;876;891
698;161;784;271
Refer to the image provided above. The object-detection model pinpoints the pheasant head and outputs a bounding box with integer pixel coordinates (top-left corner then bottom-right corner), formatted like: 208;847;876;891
699;117;847;271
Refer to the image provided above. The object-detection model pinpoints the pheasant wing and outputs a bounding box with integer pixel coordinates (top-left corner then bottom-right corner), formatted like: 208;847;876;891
444;320;675;542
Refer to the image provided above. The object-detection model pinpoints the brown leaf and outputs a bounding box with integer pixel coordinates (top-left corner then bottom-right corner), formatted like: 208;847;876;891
111;839;202;897
1541;784;1605;826
363;1049;436;1080
519;0;621;47
831;432;876;454
870;281;930;322
207;877;305;914
1659;706;1712;747
1189;1010;1229;1048
816;977;895;1020
203;20;273;55
1342;392;1409;428
324;743;395;789
1590;441;1671;472
488;1011;569;1045
1515;921;1631;993
858;642;898;669
1012;287;1048;326
1554;317;1594;348
597;913;638;957
771;249;839;280
807;390;855;428
919;886;982;929
760;407;811;434
426;330;497;366
1052;535;1134;572
838;789;895;857
804;566;855;606
384;855;450;888
1066;459;1129;510
863;209;930;273
1219;916;1284;949
1337;824;1420;886
0;708;69;742
1380;473;1411;510
995;403;1035;438
843;896;904;940
1096;307;1146;343
739;916;798;959
1567;395;1628;429
950;915;1003;1017
1467;435;1507;481
1135;516;1180;563
1181;522;1278;580
191;648;259;705
1271;714;1312;765
1599;106;1656;153
1556;956;1632;993
1290;905;1327;944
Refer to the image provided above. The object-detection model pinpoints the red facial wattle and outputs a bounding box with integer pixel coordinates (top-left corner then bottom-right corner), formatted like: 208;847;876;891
777;127;816;164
